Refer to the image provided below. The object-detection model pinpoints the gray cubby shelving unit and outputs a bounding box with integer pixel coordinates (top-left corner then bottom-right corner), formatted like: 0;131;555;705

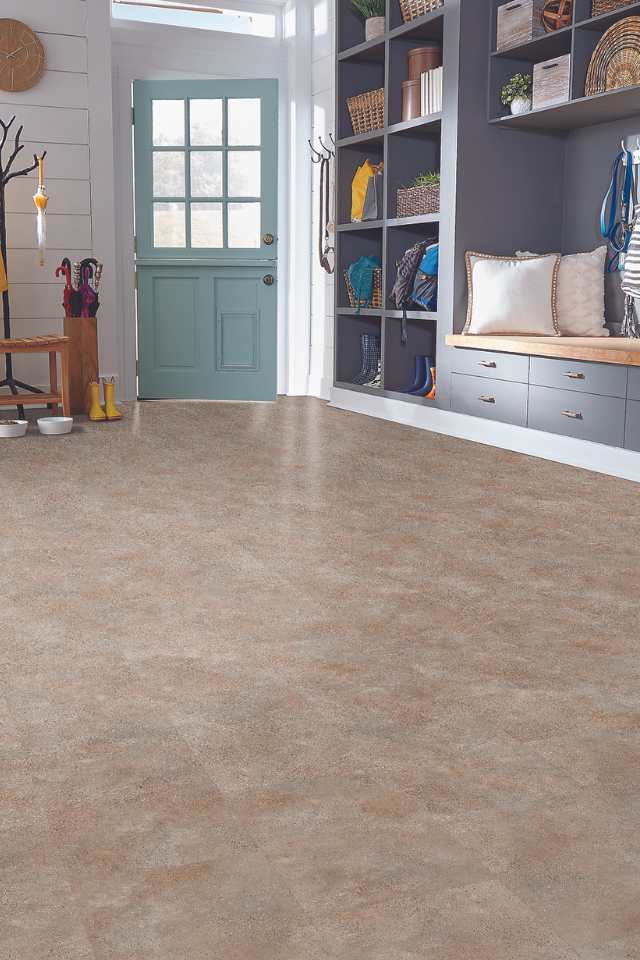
334;1;451;407
489;0;640;130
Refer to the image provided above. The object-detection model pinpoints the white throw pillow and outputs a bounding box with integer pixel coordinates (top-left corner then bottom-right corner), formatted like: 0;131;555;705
517;247;608;337
463;252;561;336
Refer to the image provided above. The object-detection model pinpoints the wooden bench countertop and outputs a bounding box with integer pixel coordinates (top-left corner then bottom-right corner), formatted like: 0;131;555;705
445;335;640;367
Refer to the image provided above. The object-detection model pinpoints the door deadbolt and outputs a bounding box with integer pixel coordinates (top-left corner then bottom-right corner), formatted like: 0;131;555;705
263;233;275;246
263;274;275;286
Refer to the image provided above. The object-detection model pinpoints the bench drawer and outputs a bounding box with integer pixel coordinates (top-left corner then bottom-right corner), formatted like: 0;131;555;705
628;368;640;402
451;374;528;426
528;385;625;447
451;349;529;383
625;399;640;452
530;356;627;398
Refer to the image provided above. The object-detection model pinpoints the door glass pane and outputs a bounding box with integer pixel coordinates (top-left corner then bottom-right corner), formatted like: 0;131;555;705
228;202;260;248
190;99;223;146
153;151;185;197
153;202;186;247
191;203;223;248
190;152;223;197
228;151;260;198
152;100;185;146
228;99;261;146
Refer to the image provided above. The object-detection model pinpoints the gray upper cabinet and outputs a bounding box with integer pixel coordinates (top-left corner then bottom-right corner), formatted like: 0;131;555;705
529;357;628;399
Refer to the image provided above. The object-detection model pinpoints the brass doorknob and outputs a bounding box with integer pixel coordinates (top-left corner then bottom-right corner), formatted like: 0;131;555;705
263;274;275;286
263;233;275;245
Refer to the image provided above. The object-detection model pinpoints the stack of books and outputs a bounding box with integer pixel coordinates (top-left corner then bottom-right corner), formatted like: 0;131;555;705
421;66;443;117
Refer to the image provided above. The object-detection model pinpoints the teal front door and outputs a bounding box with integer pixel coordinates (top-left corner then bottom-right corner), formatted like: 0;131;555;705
133;79;278;401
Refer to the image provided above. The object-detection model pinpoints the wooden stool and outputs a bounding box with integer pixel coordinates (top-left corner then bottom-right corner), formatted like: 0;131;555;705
0;336;71;417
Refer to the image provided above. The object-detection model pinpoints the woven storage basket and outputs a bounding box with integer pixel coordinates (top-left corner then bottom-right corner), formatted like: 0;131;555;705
399;0;443;23
592;0;634;16
346;88;384;135
585;16;640;96
344;268;383;309
396;183;440;217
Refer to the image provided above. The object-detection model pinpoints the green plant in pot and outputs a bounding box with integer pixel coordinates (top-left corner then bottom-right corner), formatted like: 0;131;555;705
412;171;440;188
351;0;385;42
501;72;533;116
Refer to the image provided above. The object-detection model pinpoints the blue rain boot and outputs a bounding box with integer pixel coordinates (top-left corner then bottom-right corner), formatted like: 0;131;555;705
409;355;435;395
404;355;427;393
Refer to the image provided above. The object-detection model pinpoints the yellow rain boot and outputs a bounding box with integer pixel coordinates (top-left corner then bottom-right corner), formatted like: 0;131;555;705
102;377;123;421
87;380;107;421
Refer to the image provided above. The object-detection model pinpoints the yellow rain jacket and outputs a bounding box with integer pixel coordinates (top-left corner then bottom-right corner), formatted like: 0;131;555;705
0;252;7;293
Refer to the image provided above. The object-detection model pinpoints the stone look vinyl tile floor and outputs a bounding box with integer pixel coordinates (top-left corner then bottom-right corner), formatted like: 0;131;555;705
1;397;639;960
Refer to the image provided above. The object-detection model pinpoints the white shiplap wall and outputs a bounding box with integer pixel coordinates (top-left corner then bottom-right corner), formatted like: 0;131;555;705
309;0;335;399
2;0;91;387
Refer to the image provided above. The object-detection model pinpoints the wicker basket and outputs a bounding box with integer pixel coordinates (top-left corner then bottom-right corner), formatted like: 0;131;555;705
396;183;440;217
399;0;443;24
585;16;640;96
592;0;634;15
344;268;383;309
346;88;384;136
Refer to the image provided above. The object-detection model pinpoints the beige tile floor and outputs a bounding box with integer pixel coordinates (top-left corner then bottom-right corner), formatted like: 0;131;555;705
2;397;639;959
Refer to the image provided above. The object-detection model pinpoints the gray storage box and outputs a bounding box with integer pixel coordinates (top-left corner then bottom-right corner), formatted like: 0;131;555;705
533;54;572;111
496;0;546;51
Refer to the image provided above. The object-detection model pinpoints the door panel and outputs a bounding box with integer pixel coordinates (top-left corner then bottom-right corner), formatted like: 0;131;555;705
138;265;276;401
134;78;278;401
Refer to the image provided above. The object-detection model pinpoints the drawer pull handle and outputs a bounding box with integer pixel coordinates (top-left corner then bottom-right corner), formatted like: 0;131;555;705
561;410;583;420
479;395;496;404
479;360;497;368
565;371;585;380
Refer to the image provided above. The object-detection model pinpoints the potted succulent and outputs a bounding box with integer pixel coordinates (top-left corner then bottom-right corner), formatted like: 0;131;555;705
351;0;385;42
501;72;533;116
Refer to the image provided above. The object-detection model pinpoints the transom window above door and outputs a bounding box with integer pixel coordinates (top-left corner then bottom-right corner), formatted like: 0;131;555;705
151;97;262;250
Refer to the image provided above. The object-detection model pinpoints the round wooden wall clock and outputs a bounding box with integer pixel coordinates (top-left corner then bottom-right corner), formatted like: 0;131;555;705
0;19;45;93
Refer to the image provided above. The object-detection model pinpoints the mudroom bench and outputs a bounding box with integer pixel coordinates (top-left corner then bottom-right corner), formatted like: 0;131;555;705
445;336;640;452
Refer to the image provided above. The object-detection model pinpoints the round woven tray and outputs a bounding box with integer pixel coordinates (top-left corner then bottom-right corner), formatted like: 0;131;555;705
585;16;640;96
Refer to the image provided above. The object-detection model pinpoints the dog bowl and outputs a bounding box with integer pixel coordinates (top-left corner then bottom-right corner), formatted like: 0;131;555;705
37;416;73;436
0;419;28;438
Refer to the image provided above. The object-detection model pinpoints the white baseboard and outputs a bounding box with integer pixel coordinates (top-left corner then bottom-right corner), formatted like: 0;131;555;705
330;387;640;484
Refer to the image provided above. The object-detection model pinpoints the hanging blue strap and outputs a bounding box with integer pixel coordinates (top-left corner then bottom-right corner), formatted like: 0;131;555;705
601;149;635;272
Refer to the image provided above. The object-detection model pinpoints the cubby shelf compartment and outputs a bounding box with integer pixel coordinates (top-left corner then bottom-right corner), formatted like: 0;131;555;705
338;36;386;63
336;130;385;148
336;307;384;317
489;84;640;130
383;389;438;406
335;381;383;396
387;114;442;136
387;214;440;228
491;24;573;61
388;7;445;40
337;220;384;232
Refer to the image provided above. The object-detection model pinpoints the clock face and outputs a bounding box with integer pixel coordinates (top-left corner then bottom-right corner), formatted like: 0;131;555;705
0;19;45;93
